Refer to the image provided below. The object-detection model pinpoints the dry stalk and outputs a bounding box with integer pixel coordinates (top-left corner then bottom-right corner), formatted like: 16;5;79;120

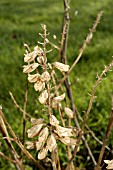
61;0;97;167
95;95;113;170
65;60;113;169
0;109;25;170
54;11;103;94
0;109;46;170
9;91;31;118
0;151;17;164
22;81;29;147
42;24;61;170
78;112;111;152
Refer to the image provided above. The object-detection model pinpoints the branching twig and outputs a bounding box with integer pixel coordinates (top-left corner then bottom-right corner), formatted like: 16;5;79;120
22;81;29;156
61;0;97;167
9;91;31;118
0;109;46;170
55;11;103;94
78;113;111;152
0;151;17;164
65;60;113;169
95;95;113;170
0;109;25;170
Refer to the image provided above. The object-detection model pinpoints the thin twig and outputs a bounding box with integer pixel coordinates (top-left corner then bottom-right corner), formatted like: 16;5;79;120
9;91;31;118
0;110;25;170
22;81;29;147
95;95;113;170
65;60;113;169
61;0;97;167
78;113;111;152
0;151;17;164
55;11;103;94
0;109;46;170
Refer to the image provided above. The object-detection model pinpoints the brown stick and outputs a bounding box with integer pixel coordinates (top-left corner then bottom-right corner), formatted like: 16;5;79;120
0;110;25;170
0;151;17;164
55;11;103;94
22;81;29;147
61;1;75;169
0;109;46;170
9;91;31;118
65;60;113;170
95;96;113;170
61;0;97;167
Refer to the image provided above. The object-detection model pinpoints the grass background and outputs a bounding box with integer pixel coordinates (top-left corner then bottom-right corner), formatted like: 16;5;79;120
0;0;113;169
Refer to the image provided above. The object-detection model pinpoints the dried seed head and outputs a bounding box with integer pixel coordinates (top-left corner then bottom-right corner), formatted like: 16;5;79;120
27;124;43;138
28;73;40;83
64;107;74;118
41;71;51;82
46;134;57;152
53;62;69;72
38;90;48;104
23;63;39;73
34;81;45;92
50;115;59;126
38;147;48;160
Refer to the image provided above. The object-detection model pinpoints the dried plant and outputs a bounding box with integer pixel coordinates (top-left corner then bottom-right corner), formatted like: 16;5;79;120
23;24;78;164
0;1;113;170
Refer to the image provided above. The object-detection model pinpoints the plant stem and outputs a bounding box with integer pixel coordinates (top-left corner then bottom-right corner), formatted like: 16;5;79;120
0;109;46;170
65;60;113;170
95;96;113;170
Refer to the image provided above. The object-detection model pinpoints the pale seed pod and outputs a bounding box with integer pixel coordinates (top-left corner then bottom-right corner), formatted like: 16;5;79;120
27;124;43;138
53;62;69;72
46;134;57;152
37;56;44;64
38;90;48;104
55;125;73;137
38;147;48;160
36;127;49;151
34;81;45;92
23;63;39;73
50;115;59;126
26;141;35;149
104;160;113;169
31;118;44;126
41;71;50;82
24;51;38;63
34;45;44;56
64;107;74;118
53;93;65;102
59;137;77;146
28;73;40;83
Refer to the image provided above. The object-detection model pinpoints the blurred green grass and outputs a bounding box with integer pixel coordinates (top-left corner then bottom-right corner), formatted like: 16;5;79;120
0;0;113;169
